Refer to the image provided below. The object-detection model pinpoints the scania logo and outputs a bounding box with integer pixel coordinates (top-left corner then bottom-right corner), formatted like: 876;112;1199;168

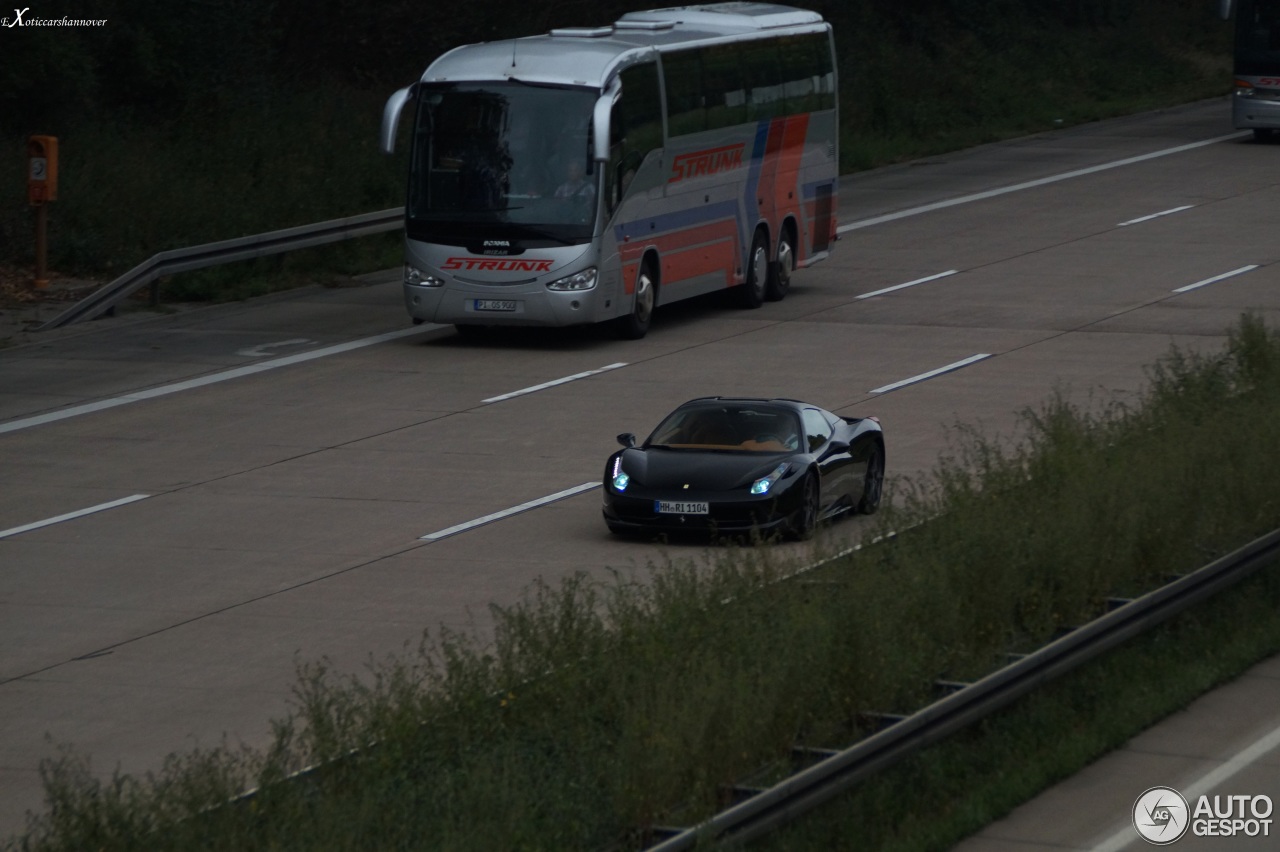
483;240;511;247
669;143;745;183
442;257;554;272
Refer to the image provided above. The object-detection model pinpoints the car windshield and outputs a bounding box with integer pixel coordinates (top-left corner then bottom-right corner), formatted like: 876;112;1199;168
407;81;599;247
647;404;802;452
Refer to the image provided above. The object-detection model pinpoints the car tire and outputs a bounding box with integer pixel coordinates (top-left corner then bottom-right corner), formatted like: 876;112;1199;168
616;260;656;339
792;471;820;540
857;443;884;515
765;226;793;302
739;230;768;309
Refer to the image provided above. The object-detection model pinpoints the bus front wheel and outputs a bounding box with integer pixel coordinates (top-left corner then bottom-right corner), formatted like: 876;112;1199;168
616;261;656;339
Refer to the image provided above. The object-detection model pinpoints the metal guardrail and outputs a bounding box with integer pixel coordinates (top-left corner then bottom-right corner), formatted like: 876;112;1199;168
38;207;404;330
646;526;1280;850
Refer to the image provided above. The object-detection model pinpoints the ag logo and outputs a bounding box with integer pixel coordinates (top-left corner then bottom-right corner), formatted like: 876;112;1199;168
1134;786;1190;844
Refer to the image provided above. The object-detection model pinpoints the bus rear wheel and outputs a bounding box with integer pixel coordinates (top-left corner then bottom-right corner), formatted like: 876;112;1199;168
766;227;794;302
616;261;656;339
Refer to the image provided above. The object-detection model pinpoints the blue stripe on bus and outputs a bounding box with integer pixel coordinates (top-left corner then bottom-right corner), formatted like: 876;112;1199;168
612;119;797;247
613;199;740;243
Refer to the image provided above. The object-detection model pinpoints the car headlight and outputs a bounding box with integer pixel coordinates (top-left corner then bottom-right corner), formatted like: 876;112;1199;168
750;463;790;495
405;264;444;287
547;267;597;291
1235;79;1257;98
611;456;630;492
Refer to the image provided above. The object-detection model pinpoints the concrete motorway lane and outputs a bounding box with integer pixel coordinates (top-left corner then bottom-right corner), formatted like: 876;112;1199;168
3;96;1279;840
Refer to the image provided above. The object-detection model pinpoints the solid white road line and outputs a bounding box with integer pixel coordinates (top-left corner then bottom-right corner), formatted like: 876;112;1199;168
837;132;1246;234
869;354;992;395
1089;720;1280;852
482;363;628;404
0;326;436;436
1117;205;1194;226
1172;265;1259;294
420;482;601;541
856;270;958;300
0;494;151;540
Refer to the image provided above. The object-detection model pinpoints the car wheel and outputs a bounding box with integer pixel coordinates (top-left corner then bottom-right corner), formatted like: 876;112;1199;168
793;471;820;540
857;444;884;515
765;227;793;302
616;260;656;339
739;230;768;309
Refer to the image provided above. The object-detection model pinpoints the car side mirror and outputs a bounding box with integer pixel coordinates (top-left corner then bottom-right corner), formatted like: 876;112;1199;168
617;432;636;448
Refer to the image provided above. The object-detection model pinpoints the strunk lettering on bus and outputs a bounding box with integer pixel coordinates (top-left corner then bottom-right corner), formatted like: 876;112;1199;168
442;258;555;272
668;144;745;183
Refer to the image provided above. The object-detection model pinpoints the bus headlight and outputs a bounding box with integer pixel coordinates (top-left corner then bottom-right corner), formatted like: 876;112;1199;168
405;264;444;287
547;267;598;291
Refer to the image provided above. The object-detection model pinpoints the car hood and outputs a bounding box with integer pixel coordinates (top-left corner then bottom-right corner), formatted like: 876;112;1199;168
624;447;790;492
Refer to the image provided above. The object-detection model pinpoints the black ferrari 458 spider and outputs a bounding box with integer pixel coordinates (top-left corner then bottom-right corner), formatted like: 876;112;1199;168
602;397;884;539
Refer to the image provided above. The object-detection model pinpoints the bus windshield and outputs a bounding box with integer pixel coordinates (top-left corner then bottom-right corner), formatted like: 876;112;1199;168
407;81;599;247
1238;0;1280;71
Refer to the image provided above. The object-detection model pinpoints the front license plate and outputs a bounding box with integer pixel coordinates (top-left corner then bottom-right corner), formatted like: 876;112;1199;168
655;500;709;515
473;299;518;312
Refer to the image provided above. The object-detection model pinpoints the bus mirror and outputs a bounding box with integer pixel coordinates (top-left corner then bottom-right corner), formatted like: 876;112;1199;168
592;94;613;162
381;86;415;154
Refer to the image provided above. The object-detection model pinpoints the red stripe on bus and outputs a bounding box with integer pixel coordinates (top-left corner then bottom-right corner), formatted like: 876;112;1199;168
769;116;810;260
661;239;738;286
619;219;741;294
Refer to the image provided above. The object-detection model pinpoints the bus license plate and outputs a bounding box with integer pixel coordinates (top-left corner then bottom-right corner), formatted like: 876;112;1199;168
474;299;518;312
655;500;709;515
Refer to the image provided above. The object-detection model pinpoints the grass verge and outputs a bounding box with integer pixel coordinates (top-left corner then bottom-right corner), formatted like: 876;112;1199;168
761;558;1280;851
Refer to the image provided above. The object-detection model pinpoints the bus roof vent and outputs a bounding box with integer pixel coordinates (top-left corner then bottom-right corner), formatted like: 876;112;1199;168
549;26;614;38
618;4;823;31
613;19;677;31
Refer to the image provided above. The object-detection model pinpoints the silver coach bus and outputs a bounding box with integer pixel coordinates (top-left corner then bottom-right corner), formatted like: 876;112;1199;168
381;3;839;338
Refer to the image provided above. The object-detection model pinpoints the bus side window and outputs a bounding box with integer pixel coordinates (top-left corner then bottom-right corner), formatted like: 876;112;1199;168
608;61;662;213
742;40;783;120
663;49;707;136
702;42;746;130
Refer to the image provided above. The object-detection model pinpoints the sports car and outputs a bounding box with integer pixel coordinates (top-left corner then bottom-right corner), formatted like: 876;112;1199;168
602;397;884;540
